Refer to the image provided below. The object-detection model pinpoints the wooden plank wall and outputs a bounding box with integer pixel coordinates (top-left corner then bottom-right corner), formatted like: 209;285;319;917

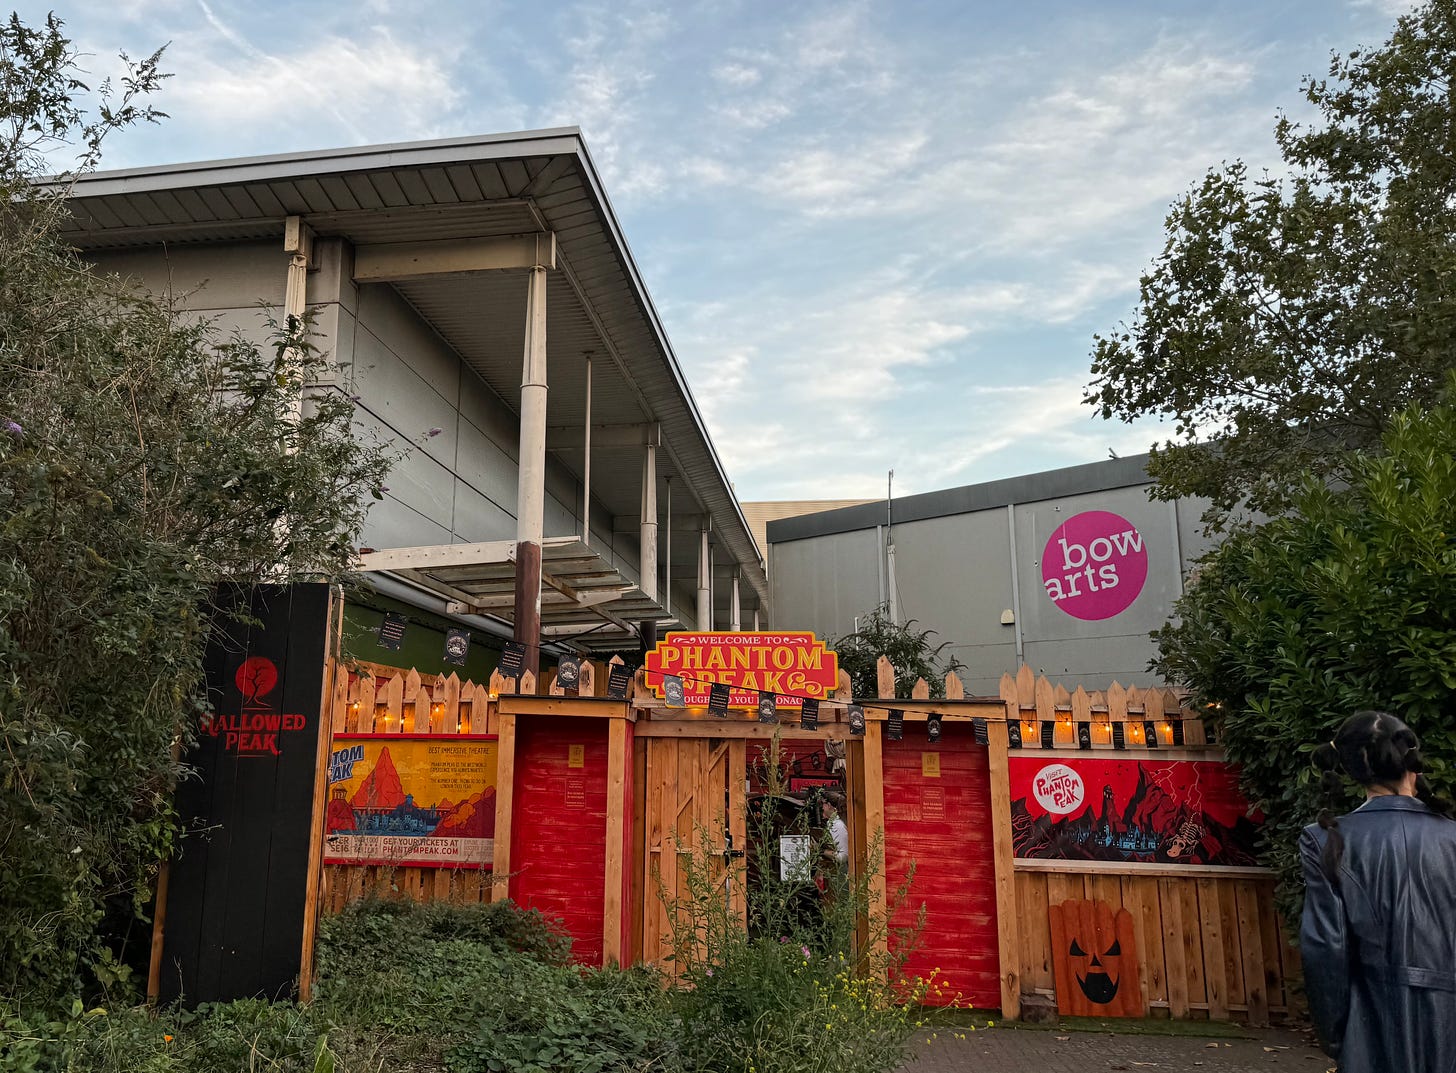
317;660;501;913
1015;870;1297;1024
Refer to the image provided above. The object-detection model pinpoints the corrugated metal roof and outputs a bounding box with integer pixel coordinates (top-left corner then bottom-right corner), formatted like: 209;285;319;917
54;130;766;609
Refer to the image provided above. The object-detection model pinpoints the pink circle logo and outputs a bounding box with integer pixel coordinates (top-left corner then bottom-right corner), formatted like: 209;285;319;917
1041;510;1148;620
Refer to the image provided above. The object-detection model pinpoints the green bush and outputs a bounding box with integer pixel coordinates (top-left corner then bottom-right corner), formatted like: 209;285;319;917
661;735;928;1073
1156;383;1456;924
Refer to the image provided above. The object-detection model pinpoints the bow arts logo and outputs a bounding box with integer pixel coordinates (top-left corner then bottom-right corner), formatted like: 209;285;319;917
200;655;308;758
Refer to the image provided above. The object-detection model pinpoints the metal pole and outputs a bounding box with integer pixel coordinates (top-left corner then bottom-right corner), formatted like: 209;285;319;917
513;260;549;677
582;353;592;545
640;439;658;602
696;526;711;630
1006;504;1025;665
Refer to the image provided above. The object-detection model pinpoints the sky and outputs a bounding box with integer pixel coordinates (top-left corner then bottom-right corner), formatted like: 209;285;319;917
16;0;1420;500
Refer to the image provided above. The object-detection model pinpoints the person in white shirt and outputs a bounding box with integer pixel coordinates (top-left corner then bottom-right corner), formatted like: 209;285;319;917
821;791;849;867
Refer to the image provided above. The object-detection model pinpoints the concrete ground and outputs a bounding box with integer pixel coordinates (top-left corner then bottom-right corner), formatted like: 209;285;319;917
900;1024;1330;1073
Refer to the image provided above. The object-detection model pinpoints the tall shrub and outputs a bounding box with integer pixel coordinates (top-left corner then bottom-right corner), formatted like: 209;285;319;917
0;15;389;1000
1155;384;1456;923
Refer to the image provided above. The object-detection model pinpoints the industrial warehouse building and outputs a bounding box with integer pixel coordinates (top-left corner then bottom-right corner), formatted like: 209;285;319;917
765;455;1218;694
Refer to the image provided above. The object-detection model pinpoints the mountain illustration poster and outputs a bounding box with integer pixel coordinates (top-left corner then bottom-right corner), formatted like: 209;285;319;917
1009;757;1261;867
323;734;498;869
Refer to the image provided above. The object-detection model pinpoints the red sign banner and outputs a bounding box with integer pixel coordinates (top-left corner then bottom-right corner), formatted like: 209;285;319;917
644;631;839;709
1009;757;1261;867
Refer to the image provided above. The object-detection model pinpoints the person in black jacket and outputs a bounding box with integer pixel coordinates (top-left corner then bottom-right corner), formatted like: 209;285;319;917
1300;710;1456;1072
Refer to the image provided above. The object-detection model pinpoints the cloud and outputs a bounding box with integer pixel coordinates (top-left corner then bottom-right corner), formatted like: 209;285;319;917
145;3;468;145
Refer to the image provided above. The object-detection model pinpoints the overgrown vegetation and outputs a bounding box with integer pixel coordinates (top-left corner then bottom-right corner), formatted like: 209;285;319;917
2;792;942;1073
833;604;963;699
1154;385;1456;925
1087;0;1456;524
662;736;931;1073
0;14;389;1001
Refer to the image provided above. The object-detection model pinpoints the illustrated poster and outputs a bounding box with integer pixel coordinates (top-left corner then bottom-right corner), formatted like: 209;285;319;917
324;734;497;869
1009;757;1260;866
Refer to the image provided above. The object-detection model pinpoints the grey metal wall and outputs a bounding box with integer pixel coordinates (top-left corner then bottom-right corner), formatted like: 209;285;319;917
769;468;1211;696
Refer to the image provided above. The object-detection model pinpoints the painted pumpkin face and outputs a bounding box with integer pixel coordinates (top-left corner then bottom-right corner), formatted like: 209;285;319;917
1068;935;1122;1005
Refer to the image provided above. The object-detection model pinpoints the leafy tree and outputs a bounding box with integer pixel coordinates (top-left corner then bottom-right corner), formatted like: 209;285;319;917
833;604;963;699
1087;0;1456;523
0;15;389;1001
1153;383;1456;924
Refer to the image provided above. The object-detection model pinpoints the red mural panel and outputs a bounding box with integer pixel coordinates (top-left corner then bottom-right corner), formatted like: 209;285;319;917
1009;757;1260;866
510;719;609;966
883;727;1000;1010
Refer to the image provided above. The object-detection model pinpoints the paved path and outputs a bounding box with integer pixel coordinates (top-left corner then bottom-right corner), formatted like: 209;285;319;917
901;1025;1330;1073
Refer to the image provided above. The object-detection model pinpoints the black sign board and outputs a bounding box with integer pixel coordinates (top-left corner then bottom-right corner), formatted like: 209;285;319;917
848;704;865;736
1040;721;1055;749
377;611;407;651
887;709;904;742
606;663;632;699
1077;721;1092;750
1008;721;1023;749
1172;719;1186;746
663;674;685;708
800;698;819;730
927;713;943;744
1144;720;1159;748
499;641;527;679
708;682;730;717
556;655;581;690
443;628;470;667
757;692;778;724
160;583;330;1006
1112;722;1126;750
972;717;989;746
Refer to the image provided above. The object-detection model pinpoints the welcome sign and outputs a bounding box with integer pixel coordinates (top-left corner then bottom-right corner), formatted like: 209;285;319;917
644;632;839;709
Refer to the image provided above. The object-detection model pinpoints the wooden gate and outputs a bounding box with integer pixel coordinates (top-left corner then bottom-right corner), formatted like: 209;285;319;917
639;737;748;967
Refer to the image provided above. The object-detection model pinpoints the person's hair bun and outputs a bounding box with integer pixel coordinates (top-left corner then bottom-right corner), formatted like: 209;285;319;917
1404;746;1425;773
1313;741;1342;773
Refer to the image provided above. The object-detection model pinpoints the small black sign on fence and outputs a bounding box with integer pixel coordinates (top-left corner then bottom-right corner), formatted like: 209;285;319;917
377;611;407;652
800;698;819;730
708;682;730;717
1112;722;1126;750
606;663;632;699
1040;721;1055;749
1077;721;1092;750
757;692;778;724
927;714;943;744
663;674;685;708
1171;719;1186;746
886;709;904;742
443;628;470;667
498;641;526;679
556;654;581;690
1144;720;1159;748
972;717;989;746
848;704;865;736
1008;721;1023;749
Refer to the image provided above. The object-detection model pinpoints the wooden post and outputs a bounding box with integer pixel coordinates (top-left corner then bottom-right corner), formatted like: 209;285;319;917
603;717;628;967
985;717;1022;1020
492;713;517;897
863;719;888;954
299;587;344;1001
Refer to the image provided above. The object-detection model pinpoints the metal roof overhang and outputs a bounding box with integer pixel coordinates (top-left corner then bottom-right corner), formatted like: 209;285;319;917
52;130;768;619
359;536;666;650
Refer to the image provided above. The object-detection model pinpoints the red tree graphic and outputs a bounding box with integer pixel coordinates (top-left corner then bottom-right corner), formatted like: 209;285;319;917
236;657;279;703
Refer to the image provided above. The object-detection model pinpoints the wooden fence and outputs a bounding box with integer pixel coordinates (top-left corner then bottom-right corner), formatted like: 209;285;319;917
994;665;1298;1023
316;657;617;916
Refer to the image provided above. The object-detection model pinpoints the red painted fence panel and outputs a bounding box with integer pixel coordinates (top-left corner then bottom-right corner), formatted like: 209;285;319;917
882;726;1001;1009
509;718;609;966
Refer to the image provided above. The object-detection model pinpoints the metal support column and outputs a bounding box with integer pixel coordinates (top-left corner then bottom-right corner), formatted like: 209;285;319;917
513;251;549;677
